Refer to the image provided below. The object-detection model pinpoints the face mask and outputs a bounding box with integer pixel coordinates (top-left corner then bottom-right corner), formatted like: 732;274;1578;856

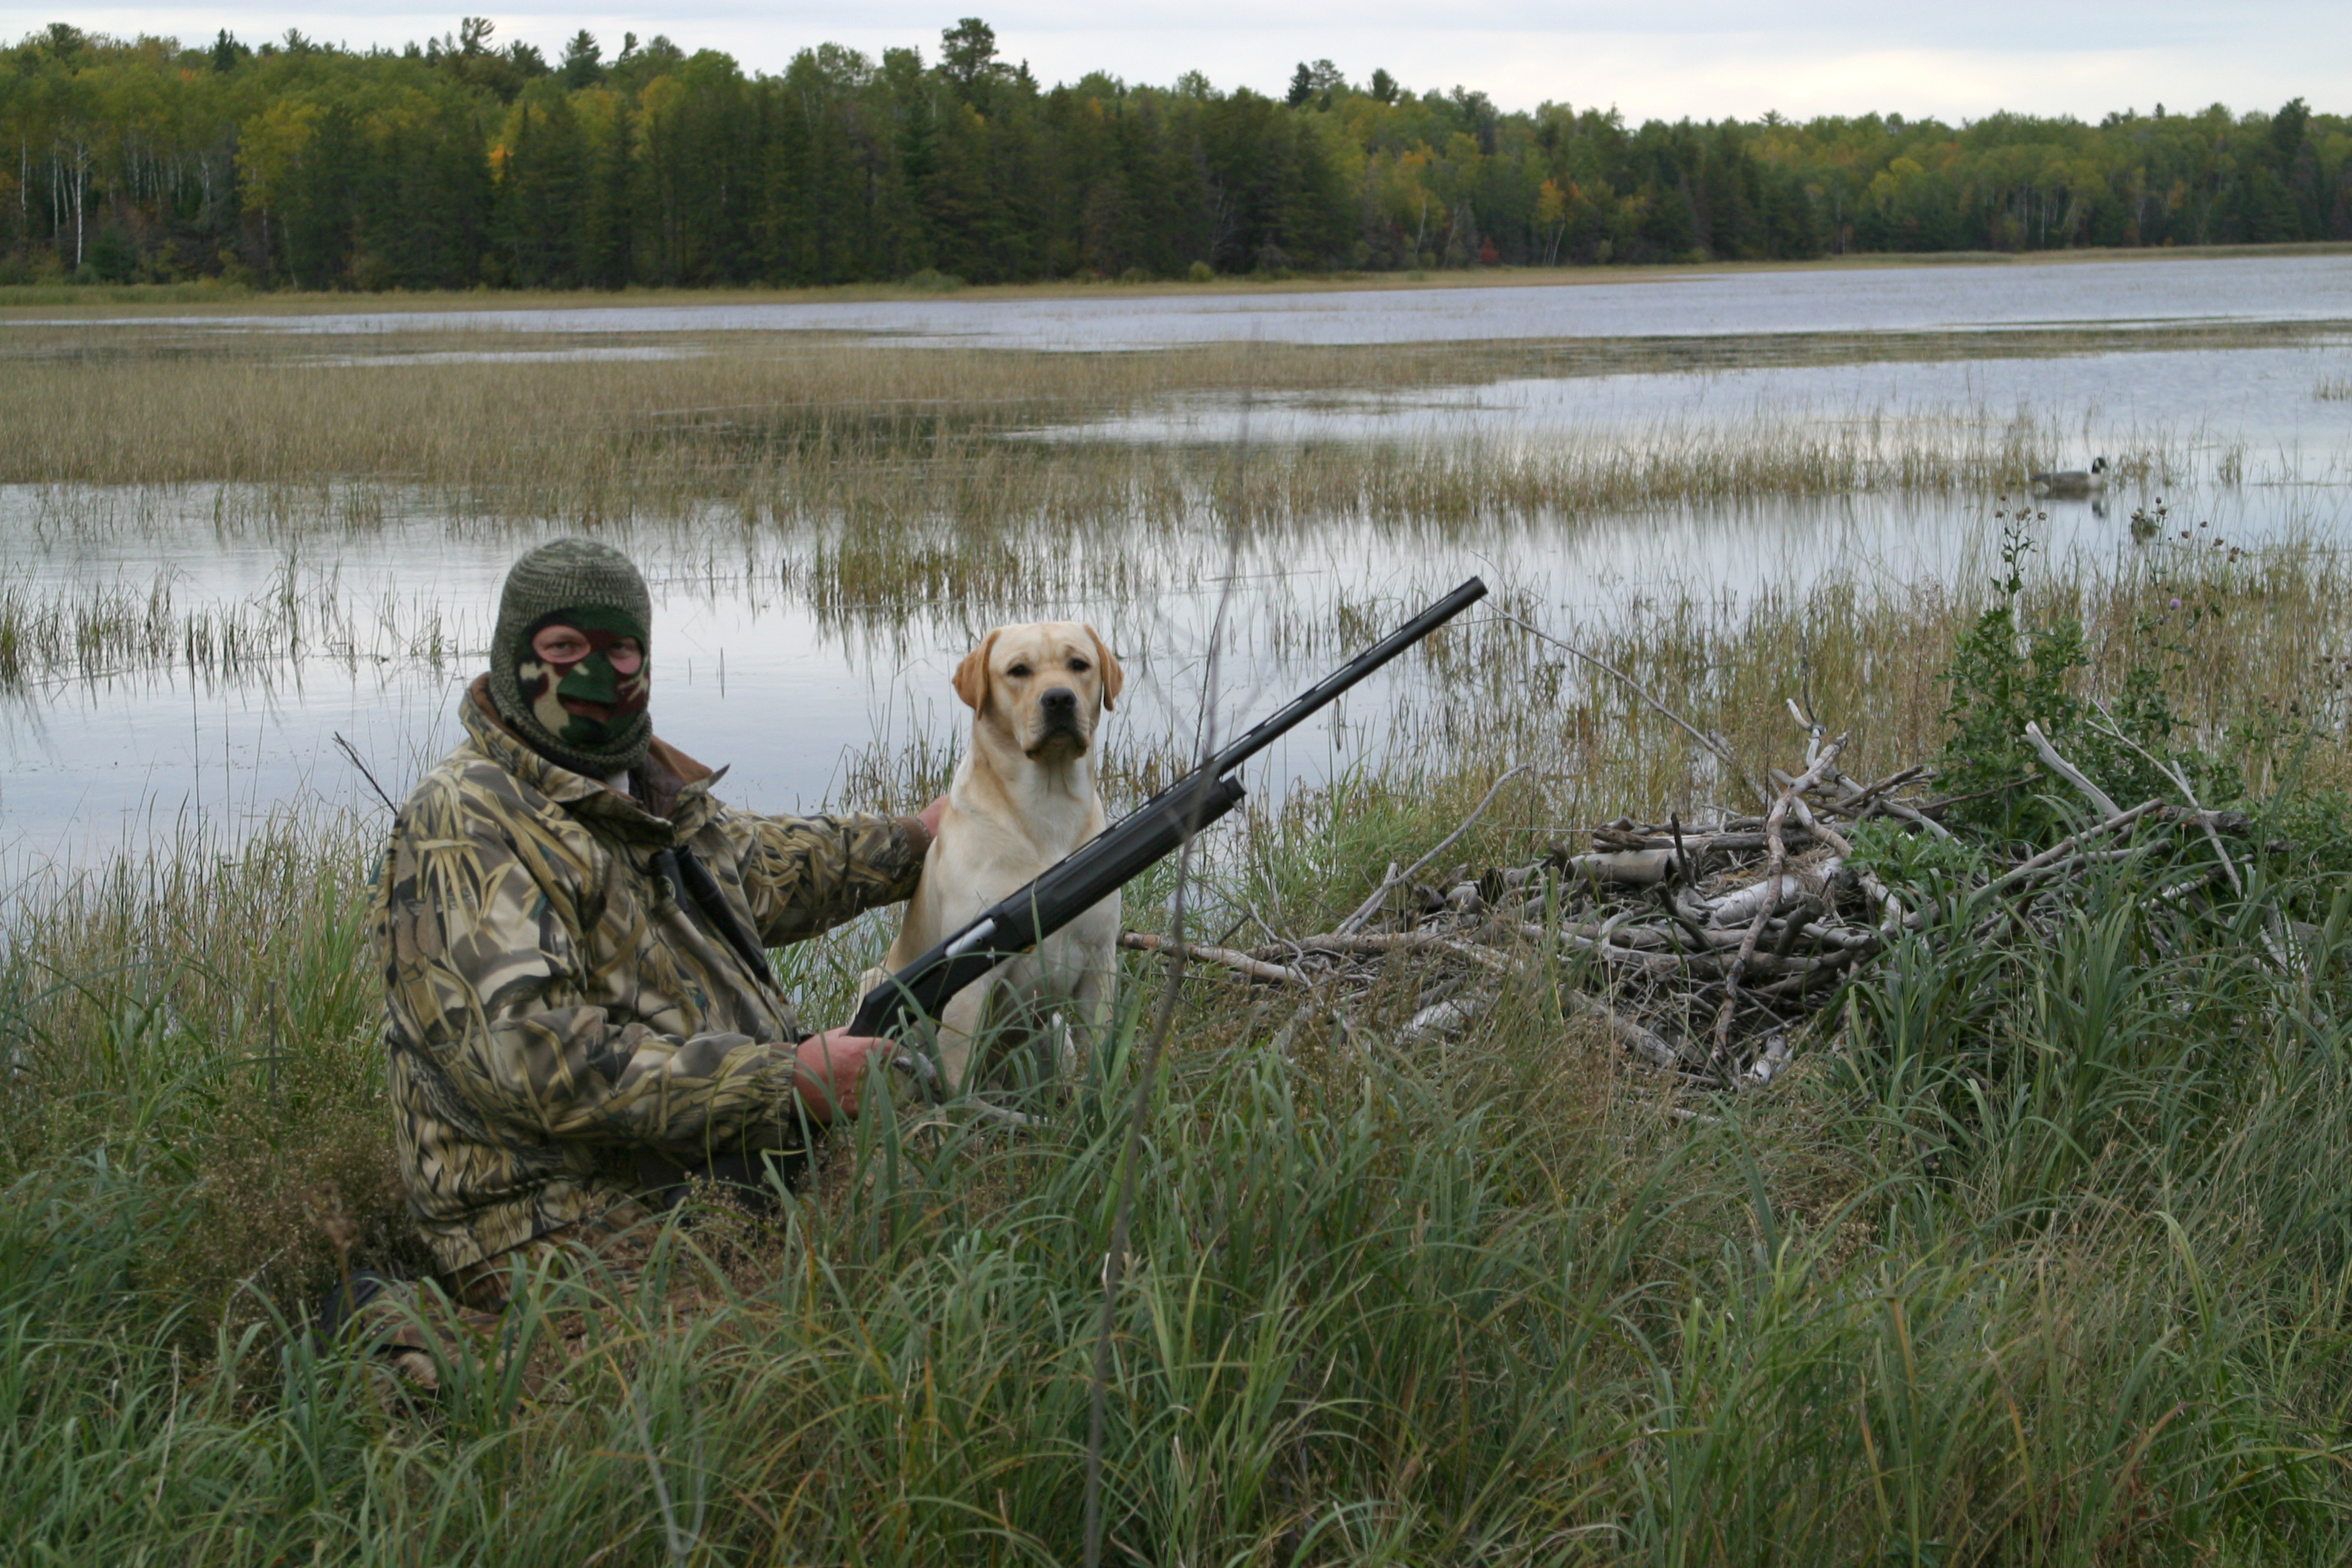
515;606;649;752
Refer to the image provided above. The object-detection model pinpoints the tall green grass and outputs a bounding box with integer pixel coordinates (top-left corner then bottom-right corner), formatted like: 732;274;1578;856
5;788;2351;1563
6;621;2352;1561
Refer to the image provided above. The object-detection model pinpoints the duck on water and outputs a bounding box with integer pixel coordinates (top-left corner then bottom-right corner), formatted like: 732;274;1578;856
2030;456;2109;498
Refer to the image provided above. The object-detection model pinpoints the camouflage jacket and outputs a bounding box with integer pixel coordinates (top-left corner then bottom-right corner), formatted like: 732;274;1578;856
375;678;926;1273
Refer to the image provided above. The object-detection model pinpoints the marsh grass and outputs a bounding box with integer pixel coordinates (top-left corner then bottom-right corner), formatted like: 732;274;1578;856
3;472;2318;707
0;560;471;690
0;324;2295;523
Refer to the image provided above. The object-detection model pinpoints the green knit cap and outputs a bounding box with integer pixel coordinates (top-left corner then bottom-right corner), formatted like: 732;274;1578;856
487;538;654;776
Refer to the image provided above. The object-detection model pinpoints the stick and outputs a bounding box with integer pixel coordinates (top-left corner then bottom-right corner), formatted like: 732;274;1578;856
1716;733;1847;1054
1564;990;1681;1071
1540;926;1690;979
1439;911;1684;1071
1266;928;1486;959
2082;700;2246;898
1419;937;1504;971
2081;701;2292;969
1119;931;1308;986
1334;765;1526;934
333;731;397;813
1979;799;2167;899
1841;764;1932;810
1857;867;1910;934
1832;763;1951;841
1756;948;1865;997
1767;763;1950;841
2024;721;2122;819
1490;611;1769;807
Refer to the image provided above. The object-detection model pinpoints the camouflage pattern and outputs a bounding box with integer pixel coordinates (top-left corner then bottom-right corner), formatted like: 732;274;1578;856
488;537;657;775
375;676;926;1275
355;1203;675;1395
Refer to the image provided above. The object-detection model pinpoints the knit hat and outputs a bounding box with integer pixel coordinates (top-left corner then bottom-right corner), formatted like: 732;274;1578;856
486;538;654;776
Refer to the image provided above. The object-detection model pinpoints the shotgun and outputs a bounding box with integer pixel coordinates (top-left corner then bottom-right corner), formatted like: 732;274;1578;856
847;575;1488;1044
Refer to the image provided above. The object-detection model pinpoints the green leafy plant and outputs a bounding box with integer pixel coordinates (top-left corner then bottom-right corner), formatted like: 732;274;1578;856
1936;526;2090;839
1938;524;2241;844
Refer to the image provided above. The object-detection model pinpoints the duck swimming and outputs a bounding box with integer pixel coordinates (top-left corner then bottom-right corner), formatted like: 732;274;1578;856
2029;456;2109;498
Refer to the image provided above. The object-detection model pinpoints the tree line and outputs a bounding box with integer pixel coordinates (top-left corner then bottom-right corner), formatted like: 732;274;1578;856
3;17;2346;292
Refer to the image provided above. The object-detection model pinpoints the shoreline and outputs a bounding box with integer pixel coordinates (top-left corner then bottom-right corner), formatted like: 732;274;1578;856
5;241;2348;322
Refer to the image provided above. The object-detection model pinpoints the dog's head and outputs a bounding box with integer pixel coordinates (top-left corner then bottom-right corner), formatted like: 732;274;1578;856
952;622;1123;763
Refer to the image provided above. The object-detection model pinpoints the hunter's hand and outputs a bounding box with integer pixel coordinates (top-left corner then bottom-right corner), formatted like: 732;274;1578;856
791;1027;894;1121
918;792;949;841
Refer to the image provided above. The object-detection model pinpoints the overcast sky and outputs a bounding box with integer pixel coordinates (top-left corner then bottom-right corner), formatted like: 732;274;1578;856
11;2;2347;122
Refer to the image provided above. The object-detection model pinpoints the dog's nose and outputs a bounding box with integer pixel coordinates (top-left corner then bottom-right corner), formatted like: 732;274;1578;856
1041;687;1079;715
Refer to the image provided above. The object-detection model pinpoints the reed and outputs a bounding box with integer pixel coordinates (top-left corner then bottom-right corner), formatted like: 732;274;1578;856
0;322;2298;519
8;471;2335;719
0;563;471;690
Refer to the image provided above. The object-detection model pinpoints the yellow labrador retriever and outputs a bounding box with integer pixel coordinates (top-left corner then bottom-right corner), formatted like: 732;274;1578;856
875;622;1125;1092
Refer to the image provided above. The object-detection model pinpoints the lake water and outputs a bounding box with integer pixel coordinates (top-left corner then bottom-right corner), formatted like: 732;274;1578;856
1054;345;2352;479
19;253;2352;349
5;254;2351;864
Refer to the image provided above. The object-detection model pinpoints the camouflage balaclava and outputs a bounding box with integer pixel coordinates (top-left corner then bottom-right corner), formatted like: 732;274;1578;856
486;538;654;776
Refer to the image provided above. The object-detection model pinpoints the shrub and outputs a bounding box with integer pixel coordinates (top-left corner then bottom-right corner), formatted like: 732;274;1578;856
1937;524;2236;843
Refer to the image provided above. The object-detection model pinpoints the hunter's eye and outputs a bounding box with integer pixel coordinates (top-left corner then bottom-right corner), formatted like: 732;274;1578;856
1006;662;1032;678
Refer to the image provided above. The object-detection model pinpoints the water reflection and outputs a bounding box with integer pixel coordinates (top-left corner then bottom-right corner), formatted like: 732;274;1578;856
1047;345;2352;479
3;479;2342;862
8;254;2352;862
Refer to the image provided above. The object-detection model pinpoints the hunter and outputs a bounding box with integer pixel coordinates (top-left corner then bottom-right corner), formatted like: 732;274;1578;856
372;537;939;1316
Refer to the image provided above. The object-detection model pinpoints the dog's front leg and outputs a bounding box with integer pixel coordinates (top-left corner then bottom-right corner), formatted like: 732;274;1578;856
933;973;996;1096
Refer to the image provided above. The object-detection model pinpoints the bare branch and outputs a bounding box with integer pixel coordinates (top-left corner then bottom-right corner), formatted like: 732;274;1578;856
1715;733;1847;1054
1489;610;1769;807
2024;720;2122;820
1119;931;1307;986
1335;764;1526;934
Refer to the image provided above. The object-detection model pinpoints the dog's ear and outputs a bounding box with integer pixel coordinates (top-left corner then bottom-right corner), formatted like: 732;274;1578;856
1084;624;1124;712
952;630;998;713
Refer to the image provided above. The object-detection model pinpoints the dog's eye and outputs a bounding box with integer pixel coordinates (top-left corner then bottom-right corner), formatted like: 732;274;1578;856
1006;663;1032;678
1068;658;1090;673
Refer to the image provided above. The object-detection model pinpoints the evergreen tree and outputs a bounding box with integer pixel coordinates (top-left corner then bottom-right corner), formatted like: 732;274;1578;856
1;21;2344;291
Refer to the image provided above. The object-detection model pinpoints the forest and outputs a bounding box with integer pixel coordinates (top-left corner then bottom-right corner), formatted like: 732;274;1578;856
3;16;2349;292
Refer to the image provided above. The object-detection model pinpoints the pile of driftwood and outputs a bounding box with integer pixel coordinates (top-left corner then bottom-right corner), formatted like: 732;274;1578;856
1122;719;2258;1086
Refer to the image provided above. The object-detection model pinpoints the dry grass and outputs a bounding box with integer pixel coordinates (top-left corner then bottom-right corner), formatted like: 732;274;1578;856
0;322;2314;516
